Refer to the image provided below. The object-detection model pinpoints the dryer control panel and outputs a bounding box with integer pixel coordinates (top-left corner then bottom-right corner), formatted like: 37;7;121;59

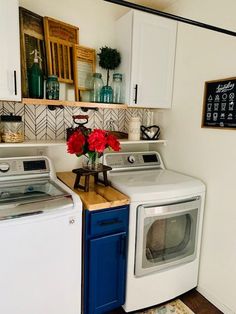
103;151;164;170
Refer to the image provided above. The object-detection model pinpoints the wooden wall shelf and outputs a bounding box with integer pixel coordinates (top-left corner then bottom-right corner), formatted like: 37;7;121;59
22;98;128;109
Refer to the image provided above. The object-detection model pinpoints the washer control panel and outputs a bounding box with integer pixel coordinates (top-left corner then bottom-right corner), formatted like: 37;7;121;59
0;157;50;177
104;152;163;170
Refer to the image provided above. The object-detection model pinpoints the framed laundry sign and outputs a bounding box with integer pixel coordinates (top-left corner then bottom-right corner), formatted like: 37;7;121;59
202;77;236;129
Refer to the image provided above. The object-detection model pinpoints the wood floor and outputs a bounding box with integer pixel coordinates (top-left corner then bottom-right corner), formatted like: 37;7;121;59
109;289;223;314
179;290;223;314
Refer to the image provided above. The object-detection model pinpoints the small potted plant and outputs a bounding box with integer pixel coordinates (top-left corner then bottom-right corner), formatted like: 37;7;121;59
98;46;121;103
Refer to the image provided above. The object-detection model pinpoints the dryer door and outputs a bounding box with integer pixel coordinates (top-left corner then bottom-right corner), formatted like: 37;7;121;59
135;197;201;277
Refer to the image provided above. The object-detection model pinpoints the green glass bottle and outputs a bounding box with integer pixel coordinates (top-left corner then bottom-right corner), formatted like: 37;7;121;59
28;49;44;99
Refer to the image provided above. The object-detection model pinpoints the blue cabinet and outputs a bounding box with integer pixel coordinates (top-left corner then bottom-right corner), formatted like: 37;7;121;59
84;206;129;314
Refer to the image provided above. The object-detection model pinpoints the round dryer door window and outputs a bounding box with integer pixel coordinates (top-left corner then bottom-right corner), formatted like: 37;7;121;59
135;197;201;277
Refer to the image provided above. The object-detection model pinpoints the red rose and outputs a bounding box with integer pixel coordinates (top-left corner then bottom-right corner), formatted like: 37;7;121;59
88;129;107;153
107;133;120;151
67;130;85;155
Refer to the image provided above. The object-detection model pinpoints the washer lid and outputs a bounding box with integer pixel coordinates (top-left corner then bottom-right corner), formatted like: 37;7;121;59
108;169;205;202
0;179;73;220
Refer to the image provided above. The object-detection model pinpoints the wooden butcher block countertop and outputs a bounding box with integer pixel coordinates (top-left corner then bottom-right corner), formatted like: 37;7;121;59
57;172;130;211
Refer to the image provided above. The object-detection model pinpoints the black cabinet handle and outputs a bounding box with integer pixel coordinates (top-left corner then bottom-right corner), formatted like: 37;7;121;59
134;84;138;104
98;218;122;226
14;70;17;95
120;234;127;257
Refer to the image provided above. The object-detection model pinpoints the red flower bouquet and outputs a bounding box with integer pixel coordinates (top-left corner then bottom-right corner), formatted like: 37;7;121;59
67;128;120;168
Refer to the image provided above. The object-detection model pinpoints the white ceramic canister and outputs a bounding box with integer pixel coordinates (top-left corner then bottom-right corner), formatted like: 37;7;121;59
128;116;140;141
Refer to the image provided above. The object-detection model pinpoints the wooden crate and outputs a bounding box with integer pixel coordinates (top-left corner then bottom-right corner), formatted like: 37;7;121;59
73;45;96;101
43;17;79;84
19;7;47;97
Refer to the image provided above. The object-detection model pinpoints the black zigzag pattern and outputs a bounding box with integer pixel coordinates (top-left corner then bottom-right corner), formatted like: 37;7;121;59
0;101;151;139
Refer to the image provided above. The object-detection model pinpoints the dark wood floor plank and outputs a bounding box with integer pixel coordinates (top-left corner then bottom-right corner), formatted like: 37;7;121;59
179;289;223;314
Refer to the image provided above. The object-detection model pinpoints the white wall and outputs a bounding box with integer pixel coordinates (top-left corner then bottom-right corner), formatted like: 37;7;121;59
158;1;236;313
19;0;126;49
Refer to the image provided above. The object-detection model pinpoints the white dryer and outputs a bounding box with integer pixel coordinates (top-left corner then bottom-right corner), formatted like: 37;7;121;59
103;151;205;312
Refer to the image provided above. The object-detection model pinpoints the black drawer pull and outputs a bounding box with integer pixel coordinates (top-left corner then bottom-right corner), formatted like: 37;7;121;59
14;70;17;95
120;234;127;257
134;84;138;104
98;218;122;226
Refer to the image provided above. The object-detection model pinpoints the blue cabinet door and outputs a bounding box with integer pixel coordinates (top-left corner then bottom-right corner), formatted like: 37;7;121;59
88;232;127;314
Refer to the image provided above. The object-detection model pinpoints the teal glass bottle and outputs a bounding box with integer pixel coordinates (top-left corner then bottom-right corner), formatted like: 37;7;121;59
28;50;44;99
100;85;113;103
46;75;59;100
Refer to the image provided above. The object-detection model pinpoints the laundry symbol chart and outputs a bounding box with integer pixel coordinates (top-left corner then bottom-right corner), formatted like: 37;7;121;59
203;78;236;128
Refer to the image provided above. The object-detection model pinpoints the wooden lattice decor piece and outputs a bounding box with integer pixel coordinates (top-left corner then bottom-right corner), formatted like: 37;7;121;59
43;17;79;84
73;45;96;101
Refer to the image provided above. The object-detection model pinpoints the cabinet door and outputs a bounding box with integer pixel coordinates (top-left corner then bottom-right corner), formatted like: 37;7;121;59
0;0;21;101
131;11;177;108
88;232;127;314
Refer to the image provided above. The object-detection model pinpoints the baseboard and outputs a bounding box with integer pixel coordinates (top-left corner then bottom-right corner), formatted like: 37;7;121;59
197;286;235;314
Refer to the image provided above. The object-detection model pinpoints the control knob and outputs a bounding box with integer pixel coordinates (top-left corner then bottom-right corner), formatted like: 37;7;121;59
127;155;136;164
0;163;10;173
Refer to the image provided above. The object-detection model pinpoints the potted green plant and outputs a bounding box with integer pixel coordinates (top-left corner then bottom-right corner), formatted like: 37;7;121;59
98;46;121;103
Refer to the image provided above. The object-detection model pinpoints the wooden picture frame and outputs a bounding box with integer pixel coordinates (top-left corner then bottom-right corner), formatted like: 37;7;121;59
202;77;236;129
43;17;79;84
73;45;96;101
19;7;47;97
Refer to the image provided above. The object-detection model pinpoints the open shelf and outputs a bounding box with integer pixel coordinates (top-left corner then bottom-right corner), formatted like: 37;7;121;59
22;98;128;110
119;139;167;145
0;140;66;148
0;139;167;148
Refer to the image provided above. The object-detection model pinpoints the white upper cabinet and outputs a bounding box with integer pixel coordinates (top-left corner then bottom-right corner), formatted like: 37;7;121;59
0;0;21;101
116;10;177;108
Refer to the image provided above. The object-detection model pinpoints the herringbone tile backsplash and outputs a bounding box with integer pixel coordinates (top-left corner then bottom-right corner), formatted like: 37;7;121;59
0;102;151;140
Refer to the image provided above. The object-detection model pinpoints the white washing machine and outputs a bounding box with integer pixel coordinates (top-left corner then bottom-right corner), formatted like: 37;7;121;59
103;151;205;312
0;156;82;314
